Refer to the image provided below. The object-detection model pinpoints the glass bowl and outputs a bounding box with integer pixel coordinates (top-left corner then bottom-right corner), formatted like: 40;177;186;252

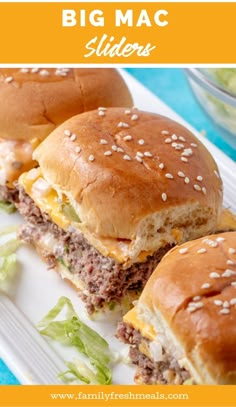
185;68;236;152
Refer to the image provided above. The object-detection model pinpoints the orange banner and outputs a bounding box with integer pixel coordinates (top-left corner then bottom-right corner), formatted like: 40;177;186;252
0;385;236;407
0;2;235;63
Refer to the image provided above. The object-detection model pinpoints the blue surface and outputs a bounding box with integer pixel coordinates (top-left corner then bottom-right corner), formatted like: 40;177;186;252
126;68;236;161
0;68;235;386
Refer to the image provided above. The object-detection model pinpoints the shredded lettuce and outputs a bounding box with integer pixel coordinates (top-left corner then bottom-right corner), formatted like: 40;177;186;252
0;201;16;214
207;68;236;95
59;361;98;384
38;296;112;384
0;254;16;281
57;257;70;270
0;239;21;256
61;204;80;223
0;225;19;237
0;225;20;284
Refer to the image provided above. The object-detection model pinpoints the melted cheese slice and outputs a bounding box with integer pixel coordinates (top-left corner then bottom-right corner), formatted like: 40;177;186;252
20;169;70;229
19;168;156;264
123;307;156;341
217;208;236;231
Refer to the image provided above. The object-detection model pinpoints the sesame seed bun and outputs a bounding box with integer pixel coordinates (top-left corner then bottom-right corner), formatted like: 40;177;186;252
130;231;236;384
31;108;223;265
0;68;132;143
0;68;132;188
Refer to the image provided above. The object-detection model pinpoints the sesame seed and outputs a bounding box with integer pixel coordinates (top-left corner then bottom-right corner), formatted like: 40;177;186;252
131;114;138;121
172;134;178;140
98;107;107;111
20;68;29;73
230;298;236;305
202;187;207;195
188;302;203;312
64;129;71;137
214;300;223;306
165;138;172;144
184;177;190;184
223;301;230;308
138;139;145;145
165;173;174;179
5;76;13;83
178;171;185;178
231;282;236;286
179;247;188;254
123;154;131;161
137;152;144;158
104;151;112;156
209;272;220;279
194;302;203;308
179;136;186;142
214;170;220;178
181;157;188;163
118;122;129;128
117;147;124;153
159;163;164;169
124;109;131;115
222;269;236;278
144;152;153;157
39;69;50;76
88;155;95;162
111;145;118;151
100;139;108;145
98;110;105;116
196;176;203;182
31;68;39;73
197;248;207;254
172;143;184;150
201;283;211;289
227;259;235;265
204;239;218;248
193;296;201;301
55;69;67;77
191;143;198;148
187;307;197;313
161;193;167;202
75;146;81;153
229;248;236;255
70;134;77;142
123;135;133;141
219;308;230;315
194;184;201;191
136;156;143;163
161;130;169;135
216;237;225;242
182;148;193;157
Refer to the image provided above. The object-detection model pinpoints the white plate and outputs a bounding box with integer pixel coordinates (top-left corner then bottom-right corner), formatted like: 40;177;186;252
0;69;236;385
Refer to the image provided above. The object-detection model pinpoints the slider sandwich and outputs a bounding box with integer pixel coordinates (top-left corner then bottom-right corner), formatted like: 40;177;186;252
0;68;132;205
17;108;223;313
117;231;236;384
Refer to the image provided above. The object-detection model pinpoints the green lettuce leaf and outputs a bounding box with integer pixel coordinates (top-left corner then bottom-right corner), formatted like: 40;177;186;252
0;201;16;214
59;361;98;384
38;296;112;384
61;204;80;223
0;239;21;256
0;254;16;281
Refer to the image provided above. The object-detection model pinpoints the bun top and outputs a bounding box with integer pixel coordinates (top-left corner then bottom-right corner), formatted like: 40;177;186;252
0;68;132;143
138;231;236;384
32;108;223;262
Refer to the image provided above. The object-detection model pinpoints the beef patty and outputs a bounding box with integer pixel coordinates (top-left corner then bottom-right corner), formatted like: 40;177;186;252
17;187;173;313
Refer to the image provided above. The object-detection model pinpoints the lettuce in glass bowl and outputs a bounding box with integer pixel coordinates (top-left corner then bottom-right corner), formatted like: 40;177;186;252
185;68;236;151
